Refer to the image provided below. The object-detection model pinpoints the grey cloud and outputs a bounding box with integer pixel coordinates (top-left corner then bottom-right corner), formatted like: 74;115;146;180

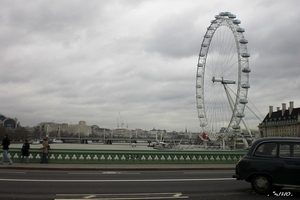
144;11;201;58
0;0;299;132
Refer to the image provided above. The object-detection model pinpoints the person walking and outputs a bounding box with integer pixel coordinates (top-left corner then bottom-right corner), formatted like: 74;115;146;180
20;140;30;164
0;134;13;165
40;137;49;163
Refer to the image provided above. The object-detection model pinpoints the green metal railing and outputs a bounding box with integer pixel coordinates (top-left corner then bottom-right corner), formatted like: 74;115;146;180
2;148;246;164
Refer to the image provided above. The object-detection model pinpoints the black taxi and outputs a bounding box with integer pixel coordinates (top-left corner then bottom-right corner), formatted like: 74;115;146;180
233;137;300;195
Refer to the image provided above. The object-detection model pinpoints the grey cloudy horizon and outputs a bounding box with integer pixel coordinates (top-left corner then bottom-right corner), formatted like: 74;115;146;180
1;0;299;132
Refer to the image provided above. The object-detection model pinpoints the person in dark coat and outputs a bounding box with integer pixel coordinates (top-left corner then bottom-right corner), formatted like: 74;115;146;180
20;140;30;163
0;134;13;165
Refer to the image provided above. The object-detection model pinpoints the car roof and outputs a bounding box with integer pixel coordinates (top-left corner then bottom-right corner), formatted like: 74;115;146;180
247;137;300;155
254;137;300;142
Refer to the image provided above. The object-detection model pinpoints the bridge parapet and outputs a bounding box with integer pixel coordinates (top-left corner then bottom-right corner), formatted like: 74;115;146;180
4;148;246;164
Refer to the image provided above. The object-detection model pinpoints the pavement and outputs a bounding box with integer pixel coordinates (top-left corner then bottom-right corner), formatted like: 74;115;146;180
0;162;236;171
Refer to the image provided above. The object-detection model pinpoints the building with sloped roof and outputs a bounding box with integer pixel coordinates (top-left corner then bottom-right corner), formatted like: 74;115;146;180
0;114;18;129
258;101;300;138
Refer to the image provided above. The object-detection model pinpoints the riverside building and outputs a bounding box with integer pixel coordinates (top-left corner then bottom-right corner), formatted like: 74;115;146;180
258;101;300;138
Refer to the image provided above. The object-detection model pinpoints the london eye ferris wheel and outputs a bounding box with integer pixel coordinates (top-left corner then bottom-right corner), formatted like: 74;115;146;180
196;12;251;141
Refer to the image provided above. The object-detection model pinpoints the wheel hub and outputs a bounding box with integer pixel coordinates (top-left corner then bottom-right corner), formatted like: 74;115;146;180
256;177;268;189
212;77;235;84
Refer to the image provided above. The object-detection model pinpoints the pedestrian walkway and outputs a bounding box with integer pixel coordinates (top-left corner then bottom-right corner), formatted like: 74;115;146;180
0;163;235;171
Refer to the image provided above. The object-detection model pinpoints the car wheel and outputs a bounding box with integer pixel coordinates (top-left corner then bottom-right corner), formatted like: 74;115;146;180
251;174;272;195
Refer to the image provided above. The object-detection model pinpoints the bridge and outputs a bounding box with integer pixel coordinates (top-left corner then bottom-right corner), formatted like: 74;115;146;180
6;147;245;164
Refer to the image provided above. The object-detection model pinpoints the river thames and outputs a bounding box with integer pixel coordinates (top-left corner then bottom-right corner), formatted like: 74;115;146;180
10;142;156;151
10;141;211;151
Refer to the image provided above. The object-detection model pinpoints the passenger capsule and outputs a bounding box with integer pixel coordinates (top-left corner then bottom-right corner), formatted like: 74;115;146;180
228;14;236;18
239;99;248;104
239;39;248;44
241;84;250;89
197;105;203;109
236;28;245;32
232;125;241;129
241;53;250;58
236;113;245;118
233;19;241;24
242;67;251;73
199;53;206;57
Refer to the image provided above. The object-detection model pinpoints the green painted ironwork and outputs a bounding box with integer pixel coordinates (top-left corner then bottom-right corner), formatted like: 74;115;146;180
3;148;246;164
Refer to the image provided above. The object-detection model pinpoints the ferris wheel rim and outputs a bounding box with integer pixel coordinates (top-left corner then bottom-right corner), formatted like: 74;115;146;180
196;12;251;137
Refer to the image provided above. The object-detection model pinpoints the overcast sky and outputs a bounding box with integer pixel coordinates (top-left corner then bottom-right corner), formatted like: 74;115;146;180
0;0;299;132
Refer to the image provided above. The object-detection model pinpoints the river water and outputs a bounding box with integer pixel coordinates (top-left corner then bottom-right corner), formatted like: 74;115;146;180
10;142;154;151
